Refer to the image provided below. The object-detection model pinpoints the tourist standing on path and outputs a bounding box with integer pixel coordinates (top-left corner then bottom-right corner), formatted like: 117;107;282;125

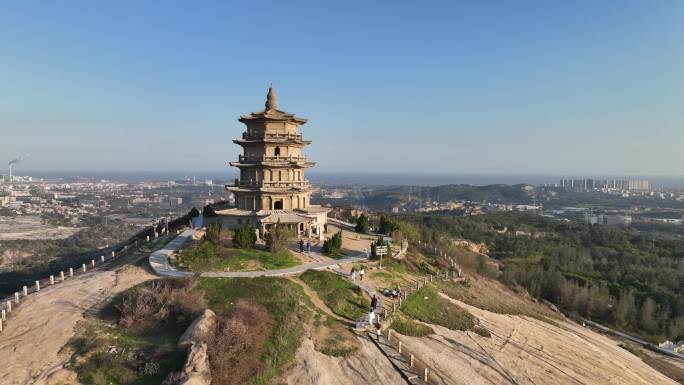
306;239;311;253
299;239;304;253
371;294;378;310
368;308;376;325
359;267;365;281
375;321;382;340
364;247;369;258
350;267;356;282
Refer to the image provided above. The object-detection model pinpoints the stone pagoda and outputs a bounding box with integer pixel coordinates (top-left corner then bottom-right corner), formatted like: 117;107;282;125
214;85;329;238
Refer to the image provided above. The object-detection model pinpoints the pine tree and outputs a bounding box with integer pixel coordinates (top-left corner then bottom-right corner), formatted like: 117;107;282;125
265;220;293;253
232;221;257;249
323;231;343;255
355;214;369;234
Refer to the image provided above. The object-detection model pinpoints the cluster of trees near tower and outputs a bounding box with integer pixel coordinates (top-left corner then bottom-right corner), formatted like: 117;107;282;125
178;220;300;272
230;220;296;253
371;211;684;342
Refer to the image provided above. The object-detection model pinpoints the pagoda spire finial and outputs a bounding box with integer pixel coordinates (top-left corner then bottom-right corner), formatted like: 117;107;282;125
265;84;278;112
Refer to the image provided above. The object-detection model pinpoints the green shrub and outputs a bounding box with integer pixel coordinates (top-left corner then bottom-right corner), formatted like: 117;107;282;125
181;239;218;271
323;231;343;255
233;221;257;249
205;221;222;244
355;214;369;234
265;220;294;253
379;215;400;235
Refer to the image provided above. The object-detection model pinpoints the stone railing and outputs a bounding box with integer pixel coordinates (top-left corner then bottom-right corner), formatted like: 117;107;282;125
233;179;311;189
0;238;152;333
241;132;303;141
0;212;195;334
238;154;309;163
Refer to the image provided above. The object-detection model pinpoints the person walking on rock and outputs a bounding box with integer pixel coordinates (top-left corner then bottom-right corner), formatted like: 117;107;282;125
359;267;365;281
371;294;378;310
368;308;376;325
350;267;356;282
375;321;382;340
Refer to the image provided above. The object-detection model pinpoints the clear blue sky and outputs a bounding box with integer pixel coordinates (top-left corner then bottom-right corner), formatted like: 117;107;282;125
1;0;682;176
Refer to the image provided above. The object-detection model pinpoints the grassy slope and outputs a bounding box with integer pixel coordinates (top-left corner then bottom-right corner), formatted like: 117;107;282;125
300;270;370;320
199;277;312;385
71;277;312;385
401;286;476;332
208;248;300;271
312;313;360;357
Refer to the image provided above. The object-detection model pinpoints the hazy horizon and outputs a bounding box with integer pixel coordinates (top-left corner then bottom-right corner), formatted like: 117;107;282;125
8;169;684;188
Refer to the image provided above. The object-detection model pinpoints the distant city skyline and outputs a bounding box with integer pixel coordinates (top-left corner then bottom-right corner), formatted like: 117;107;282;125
1;1;683;176
6;170;684;189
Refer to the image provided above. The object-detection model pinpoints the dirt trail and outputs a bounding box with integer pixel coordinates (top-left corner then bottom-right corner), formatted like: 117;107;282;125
290;277;350;324
0;266;154;385
284;276;408;384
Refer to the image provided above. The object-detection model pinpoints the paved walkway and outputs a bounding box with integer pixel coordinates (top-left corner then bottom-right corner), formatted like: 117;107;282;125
149;229;369;278
148;229;199;278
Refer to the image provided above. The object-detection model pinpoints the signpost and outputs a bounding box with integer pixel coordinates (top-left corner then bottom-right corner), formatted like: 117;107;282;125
376;245;388;269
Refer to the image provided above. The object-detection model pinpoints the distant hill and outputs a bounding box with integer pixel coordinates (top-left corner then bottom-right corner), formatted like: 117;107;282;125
362;184;535;211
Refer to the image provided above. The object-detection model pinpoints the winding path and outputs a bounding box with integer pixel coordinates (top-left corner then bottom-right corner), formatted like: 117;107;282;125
149;229;370;278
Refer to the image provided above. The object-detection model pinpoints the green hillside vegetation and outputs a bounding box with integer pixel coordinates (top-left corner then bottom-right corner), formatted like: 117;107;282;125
68;274;372;385
393;212;684;342
363;184;534;211
199;277;311;384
